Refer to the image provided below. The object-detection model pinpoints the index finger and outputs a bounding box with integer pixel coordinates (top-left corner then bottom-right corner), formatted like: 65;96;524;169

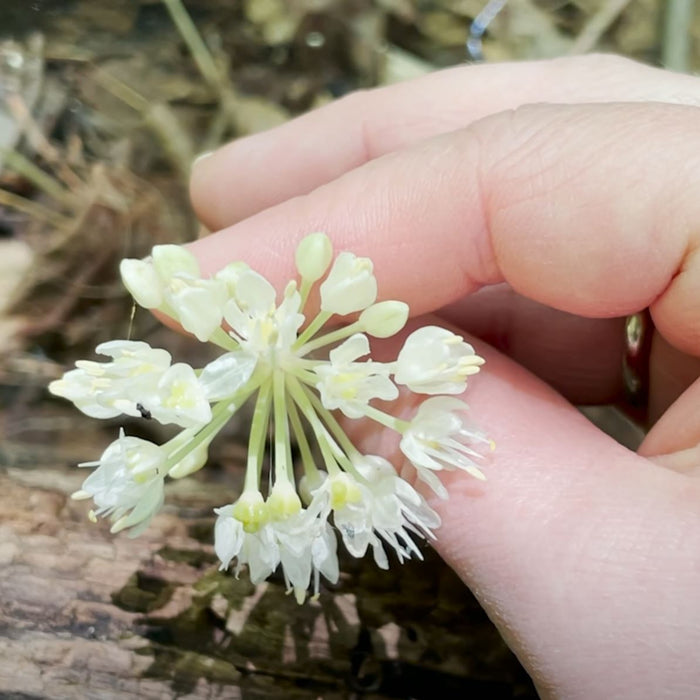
189;101;700;356
191;55;700;231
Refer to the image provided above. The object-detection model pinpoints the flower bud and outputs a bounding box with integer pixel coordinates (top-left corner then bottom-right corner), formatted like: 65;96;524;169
295;232;333;282
152;244;200;280
359;301;409;338
168;443;209;479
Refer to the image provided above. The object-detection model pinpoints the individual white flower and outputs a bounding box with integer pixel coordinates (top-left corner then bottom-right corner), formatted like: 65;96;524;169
400;397;488;498
120;245;228;342
215;496;280;581
48;340;172;419
314;333;398;418
231;522;281;584
137;363;212;428
214;500;339;602
395;326;485;394
224;271;304;360
314;457;440;568
120;244;200;309
74;430;165;536
273;512;339;603
320;251;377;315
197;349;258;401
168;277;228;343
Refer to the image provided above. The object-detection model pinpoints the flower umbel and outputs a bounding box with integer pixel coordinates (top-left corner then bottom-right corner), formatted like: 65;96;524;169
51;233;490;602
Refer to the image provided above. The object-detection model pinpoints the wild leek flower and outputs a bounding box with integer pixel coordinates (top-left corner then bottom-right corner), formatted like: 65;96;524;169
50;233;490;602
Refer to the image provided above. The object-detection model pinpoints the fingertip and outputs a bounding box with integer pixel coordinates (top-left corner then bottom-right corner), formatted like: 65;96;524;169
189;142;236;230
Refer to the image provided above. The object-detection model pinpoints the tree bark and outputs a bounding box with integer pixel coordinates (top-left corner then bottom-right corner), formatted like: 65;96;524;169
0;462;534;699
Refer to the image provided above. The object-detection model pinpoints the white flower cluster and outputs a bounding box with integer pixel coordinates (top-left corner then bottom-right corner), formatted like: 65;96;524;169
50;233;490;602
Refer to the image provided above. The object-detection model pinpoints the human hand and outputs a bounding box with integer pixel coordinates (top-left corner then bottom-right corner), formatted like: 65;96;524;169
188;55;700;697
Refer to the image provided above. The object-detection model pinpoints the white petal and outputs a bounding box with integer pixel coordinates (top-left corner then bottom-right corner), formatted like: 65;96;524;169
215;261;250;296
198;351;257;401
170;281;226;342
329;333;370;365
149;363;212;428
233;269;276;316
214;511;244;569
320;252;377;315
120;259;163;308
152;244;200;280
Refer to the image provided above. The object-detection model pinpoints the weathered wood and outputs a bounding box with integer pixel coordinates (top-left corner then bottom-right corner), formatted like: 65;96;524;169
0;463;534;699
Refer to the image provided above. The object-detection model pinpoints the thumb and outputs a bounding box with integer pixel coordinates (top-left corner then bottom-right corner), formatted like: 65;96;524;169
408;332;700;697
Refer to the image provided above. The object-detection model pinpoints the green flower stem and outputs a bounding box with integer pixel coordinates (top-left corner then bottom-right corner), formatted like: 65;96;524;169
300;385;364;479
296;319;363;357
286;365;319;389
210;327;240;351
164;392;245;472
163;426;199;454
293;310;332;350
272;369;293;483
286;375;341;476
285;388;319;485
361;404;410;434
245;378;273;492
298;278;313;313
302;385;361;462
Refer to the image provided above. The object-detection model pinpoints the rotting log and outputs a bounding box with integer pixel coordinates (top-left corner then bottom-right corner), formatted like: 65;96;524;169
0;464;535;699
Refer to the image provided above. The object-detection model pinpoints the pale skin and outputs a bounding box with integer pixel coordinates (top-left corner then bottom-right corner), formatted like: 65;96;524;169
188;55;700;698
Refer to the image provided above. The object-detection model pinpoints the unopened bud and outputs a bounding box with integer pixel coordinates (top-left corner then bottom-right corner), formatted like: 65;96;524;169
168;443;209;479
295;232;333;282
359;301;409;338
152;244;200;280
